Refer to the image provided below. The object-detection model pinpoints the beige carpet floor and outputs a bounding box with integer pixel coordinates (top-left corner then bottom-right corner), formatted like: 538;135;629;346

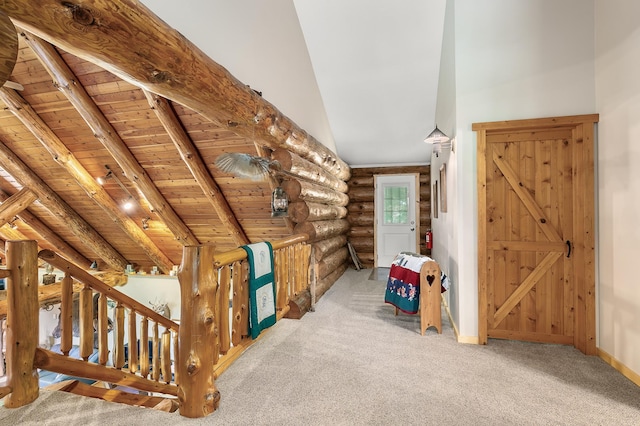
1;268;639;425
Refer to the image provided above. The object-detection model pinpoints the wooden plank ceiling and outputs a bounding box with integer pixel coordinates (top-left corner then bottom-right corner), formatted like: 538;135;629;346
0;13;300;273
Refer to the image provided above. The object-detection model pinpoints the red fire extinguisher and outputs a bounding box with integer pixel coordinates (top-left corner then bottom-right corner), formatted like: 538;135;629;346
425;229;433;250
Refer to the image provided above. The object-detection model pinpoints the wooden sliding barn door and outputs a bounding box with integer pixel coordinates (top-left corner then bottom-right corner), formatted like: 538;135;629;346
474;114;598;355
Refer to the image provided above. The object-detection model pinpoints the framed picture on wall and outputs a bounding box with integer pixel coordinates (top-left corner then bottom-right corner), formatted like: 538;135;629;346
433;182;438;219
440;164;447;212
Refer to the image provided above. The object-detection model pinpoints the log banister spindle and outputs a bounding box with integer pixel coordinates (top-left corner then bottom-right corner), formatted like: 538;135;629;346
128;309;138;374
218;265;231;355
161;329;171;384
79;284;93;361
152;322;160;382
113;303;125;369
275;249;286;312
140;317;149;378
231;260;246;346
60;274;73;356
98;293;109;365
172;331;179;385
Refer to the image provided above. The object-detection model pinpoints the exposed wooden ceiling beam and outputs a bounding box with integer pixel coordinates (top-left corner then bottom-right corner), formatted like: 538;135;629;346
0;138;127;271
143;91;250;246
0;0;351;181
0;188;92;268
0;187;37;225
0;10;17;88
22;31;200;247
0;87;173;273
0;223;26;242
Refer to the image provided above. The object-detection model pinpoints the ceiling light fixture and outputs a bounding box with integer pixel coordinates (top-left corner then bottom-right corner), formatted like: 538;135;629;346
97;165;138;211
96;170;112;185
424;125;451;157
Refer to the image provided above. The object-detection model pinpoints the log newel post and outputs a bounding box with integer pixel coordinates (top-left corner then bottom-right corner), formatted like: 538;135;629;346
4;240;39;408
177;245;220;418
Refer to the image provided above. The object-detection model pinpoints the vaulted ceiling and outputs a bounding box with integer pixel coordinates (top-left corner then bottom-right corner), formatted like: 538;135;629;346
140;0;447;167
0;1;347;274
0;0;445;274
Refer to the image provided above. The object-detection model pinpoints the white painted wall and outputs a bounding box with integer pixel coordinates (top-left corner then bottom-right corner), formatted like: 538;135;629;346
594;0;640;376
140;0;336;152
431;0;457;326
436;0;596;340
116;275;182;322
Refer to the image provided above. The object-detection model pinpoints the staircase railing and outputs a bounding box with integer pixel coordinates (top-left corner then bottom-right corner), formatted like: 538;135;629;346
211;235;311;376
1;235;311;418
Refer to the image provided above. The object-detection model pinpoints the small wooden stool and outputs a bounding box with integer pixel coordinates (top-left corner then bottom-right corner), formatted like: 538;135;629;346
419;260;442;335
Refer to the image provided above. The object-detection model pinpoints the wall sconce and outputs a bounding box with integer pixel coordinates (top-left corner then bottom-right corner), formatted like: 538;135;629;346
424;125;451;157
271;186;288;217
141;217;150;230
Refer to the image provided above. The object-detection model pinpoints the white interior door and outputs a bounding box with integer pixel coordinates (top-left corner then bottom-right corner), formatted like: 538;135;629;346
374;174;419;267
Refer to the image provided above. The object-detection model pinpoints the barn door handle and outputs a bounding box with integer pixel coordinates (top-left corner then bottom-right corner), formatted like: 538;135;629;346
566;240;571;258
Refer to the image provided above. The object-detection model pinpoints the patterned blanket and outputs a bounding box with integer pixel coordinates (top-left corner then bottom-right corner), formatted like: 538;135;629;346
384;252;449;314
241;241;277;339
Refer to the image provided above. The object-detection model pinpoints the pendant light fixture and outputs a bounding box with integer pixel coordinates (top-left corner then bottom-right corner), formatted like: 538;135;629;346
424;125;451;157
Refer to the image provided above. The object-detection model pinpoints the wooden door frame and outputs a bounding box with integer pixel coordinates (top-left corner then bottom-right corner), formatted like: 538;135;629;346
473;114;599;355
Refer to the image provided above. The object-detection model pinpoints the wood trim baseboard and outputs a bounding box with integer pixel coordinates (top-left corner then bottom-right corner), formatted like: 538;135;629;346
597;348;640;387
441;294;480;345
443;297;637;376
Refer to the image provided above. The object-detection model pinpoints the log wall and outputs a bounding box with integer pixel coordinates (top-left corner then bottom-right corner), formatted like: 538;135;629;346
347;166;431;268
273;148;350;301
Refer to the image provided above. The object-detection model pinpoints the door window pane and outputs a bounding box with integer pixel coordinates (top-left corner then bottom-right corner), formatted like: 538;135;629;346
383;186;408;224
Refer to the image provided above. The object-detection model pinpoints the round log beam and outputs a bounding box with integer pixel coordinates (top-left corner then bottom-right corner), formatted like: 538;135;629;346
271;149;348;193
294;219;350;243
348;228;373;238
347;176;374;188
317;247;349;280
312;235;347;261
0;11;17;88
1;1;351;180
348;237;374;254
347;186;374;203
283;179;349;207
348;214;374;227
288;201;347;223
347;202;374;214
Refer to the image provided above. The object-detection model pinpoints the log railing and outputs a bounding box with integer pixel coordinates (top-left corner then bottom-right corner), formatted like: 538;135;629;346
2;235;311;418
36;247;180;400
201;234;311;379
